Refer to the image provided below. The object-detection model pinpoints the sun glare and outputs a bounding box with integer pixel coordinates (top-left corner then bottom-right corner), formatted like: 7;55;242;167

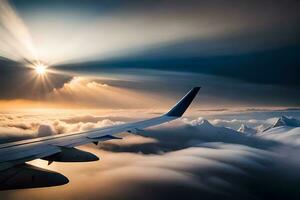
29;62;53;91
35;64;47;75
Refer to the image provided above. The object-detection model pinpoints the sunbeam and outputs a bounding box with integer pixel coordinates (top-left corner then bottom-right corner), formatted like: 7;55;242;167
0;0;38;62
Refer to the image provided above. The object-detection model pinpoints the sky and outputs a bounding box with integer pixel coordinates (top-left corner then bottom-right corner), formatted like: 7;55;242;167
0;0;299;110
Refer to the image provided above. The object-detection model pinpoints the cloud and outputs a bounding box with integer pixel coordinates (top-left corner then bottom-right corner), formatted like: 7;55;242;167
46;76;170;109
99;118;280;155
0;0;299;108
0;112;126;143
37;124;55;137
210;118;266;130
0;126;35;143
61;115;133;124
1;113;300;199
9;0;300;65
55;119;300;200
3;143;300;200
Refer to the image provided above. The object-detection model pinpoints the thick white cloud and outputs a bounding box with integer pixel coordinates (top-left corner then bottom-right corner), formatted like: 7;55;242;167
0;112;126;143
1;112;300;199
2;141;300;200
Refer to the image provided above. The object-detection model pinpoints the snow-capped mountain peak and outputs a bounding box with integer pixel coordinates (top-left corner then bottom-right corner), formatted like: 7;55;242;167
238;124;257;135
198;119;214;128
272;116;300;128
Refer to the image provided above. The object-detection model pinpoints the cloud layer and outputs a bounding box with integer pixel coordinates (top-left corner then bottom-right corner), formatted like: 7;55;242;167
1;112;300;199
0;112;125;143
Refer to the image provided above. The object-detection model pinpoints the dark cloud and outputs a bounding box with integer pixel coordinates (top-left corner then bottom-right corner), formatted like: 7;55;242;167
0;0;299;106
44;0;300;88
0;58;71;99
62;45;300;87
1;62;299;107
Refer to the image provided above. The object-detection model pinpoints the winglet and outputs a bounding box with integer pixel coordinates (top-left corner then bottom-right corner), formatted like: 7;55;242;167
165;87;200;117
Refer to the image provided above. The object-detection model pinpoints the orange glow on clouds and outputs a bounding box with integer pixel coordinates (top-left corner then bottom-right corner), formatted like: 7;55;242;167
0;76;174;113
47;77;171;109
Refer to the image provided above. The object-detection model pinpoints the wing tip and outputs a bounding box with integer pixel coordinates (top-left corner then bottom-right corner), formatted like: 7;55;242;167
165;86;201;117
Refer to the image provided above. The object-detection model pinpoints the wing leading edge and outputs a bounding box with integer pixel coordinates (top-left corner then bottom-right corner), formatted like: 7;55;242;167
0;87;200;189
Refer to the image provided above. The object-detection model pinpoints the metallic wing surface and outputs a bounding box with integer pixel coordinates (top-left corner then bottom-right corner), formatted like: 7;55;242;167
0;87;200;190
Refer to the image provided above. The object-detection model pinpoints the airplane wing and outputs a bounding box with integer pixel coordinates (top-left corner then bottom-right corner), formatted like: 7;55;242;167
0;87;200;190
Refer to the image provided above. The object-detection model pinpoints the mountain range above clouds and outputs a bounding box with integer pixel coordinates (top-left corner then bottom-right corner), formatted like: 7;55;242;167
189;116;300;147
271;115;300;128
257;116;300;145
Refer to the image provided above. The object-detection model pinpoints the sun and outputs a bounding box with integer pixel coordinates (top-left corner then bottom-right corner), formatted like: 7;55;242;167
35;64;47;75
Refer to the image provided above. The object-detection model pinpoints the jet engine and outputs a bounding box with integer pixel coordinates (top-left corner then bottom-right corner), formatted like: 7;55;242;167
0;163;68;190
42;147;99;164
